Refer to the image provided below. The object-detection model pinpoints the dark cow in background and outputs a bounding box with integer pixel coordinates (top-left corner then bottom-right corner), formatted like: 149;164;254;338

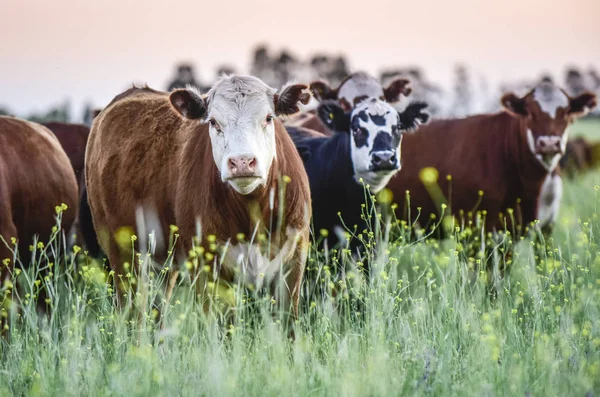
292;98;429;250
43;122;90;185
0;116;78;332
386;81;597;236
286;72;412;135
85;76;312;316
560;137;600;177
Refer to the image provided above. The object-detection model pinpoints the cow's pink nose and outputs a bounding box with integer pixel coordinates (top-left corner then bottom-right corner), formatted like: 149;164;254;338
228;156;257;177
536;136;562;155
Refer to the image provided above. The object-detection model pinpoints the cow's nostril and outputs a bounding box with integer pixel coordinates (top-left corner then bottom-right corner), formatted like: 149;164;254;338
390;154;397;164
228;158;237;171
248;158;257;170
372;154;382;164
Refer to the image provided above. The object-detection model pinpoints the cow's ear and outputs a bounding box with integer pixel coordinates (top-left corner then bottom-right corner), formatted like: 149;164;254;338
501;93;528;118
274;83;311;116
169;88;207;119
310;80;338;103
398;101;429;131
384;78;412;102
568;92;597;118
317;100;351;133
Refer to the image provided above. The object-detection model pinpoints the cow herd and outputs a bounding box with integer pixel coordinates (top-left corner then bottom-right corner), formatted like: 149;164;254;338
0;71;598;322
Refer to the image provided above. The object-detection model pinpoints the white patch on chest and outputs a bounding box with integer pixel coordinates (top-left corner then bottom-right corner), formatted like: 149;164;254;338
221;227;300;289
533;85;569;118
537;173;563;227
526;129;566;172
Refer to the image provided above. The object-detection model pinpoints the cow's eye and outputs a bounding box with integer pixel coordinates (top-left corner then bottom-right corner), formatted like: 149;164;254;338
266;115;274;123
209;119;222;132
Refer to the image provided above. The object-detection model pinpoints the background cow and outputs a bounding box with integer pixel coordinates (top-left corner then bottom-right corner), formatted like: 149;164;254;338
0;116;78;331
42;122;90;185
293;98;429;251
85;76;312;317
286;72;412;135
386;82;597;237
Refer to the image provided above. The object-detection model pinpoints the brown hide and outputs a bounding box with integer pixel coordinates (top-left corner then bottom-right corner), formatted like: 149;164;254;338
85;86;311;312
43;122;90;184
388;112;549;234
0;117;78;277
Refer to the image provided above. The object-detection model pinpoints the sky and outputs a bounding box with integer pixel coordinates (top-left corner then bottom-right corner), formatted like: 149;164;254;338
1;0;599;120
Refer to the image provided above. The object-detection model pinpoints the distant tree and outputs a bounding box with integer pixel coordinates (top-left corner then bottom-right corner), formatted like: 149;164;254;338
0;106;12;116
451;64;472;117
565;67;586;96
167;63;201;92
27;101;71;123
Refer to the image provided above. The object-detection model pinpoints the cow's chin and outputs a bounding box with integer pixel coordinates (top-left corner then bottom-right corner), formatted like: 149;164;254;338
228;177;264;195
354;168;399;194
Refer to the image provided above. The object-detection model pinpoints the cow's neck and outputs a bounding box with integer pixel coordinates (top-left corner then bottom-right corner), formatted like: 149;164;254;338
321;133;362;195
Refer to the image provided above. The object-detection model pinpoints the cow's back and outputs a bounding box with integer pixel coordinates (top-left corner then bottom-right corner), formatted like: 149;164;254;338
0;116;78;264
390;112;520;230
86;88;185;257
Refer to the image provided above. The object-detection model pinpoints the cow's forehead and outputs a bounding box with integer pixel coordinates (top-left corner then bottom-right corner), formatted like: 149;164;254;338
531;83;569;118
207;75;276;120
352;98;396;121
338;73;385;103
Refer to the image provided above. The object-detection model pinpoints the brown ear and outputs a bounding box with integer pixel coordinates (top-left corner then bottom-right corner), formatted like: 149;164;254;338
169;88;206;119
309;81;338;103
568;92;597;118
384;78;412;102
274;84;311;116
501;93;528;117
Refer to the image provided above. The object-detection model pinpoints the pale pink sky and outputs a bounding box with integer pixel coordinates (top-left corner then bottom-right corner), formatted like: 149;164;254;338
1;0;599;119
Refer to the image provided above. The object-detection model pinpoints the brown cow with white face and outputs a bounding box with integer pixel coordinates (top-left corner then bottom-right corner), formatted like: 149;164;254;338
388;81;597;235
286;72;412;135
0;117;78;324
85;75;312;316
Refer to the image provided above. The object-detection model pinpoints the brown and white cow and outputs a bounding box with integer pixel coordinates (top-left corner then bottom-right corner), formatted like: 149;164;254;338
387;81;597;235
85;75;312;316
0;117;78;286
286;72;412;135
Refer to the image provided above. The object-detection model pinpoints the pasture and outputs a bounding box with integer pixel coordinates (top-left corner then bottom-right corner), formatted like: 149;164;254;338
0;117;599;396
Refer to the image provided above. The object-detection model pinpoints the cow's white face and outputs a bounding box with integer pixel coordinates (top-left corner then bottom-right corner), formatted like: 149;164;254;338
206;78;278;194
169;76;311;195
349;99;403;192
502;81;598;172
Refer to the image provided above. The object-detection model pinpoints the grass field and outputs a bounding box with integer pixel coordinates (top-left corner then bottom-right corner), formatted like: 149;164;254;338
1;119;600;397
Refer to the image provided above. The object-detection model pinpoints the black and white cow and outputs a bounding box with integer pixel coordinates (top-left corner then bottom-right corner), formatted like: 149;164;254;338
290;98;429;250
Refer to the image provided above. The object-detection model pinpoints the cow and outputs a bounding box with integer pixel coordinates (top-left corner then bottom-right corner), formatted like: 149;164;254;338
286;72;412;136
560;137;600;178
42;122;90;184
292;98;429;251
85;75;312;318
0;116;78;332
384;81;597;238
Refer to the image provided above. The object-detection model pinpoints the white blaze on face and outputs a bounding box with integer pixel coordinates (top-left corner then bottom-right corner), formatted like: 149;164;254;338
206;76;278;194
537;172;563;227
526;83;570;172
338;73;385;106
349;99;402;193
533;84;569;118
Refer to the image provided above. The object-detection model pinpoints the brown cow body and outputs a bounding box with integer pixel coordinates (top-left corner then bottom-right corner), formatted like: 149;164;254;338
388;83;597;235
86;77;312;314
0;116;78;276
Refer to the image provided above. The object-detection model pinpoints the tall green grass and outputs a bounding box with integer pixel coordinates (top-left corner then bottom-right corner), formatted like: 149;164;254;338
1;120;600;397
